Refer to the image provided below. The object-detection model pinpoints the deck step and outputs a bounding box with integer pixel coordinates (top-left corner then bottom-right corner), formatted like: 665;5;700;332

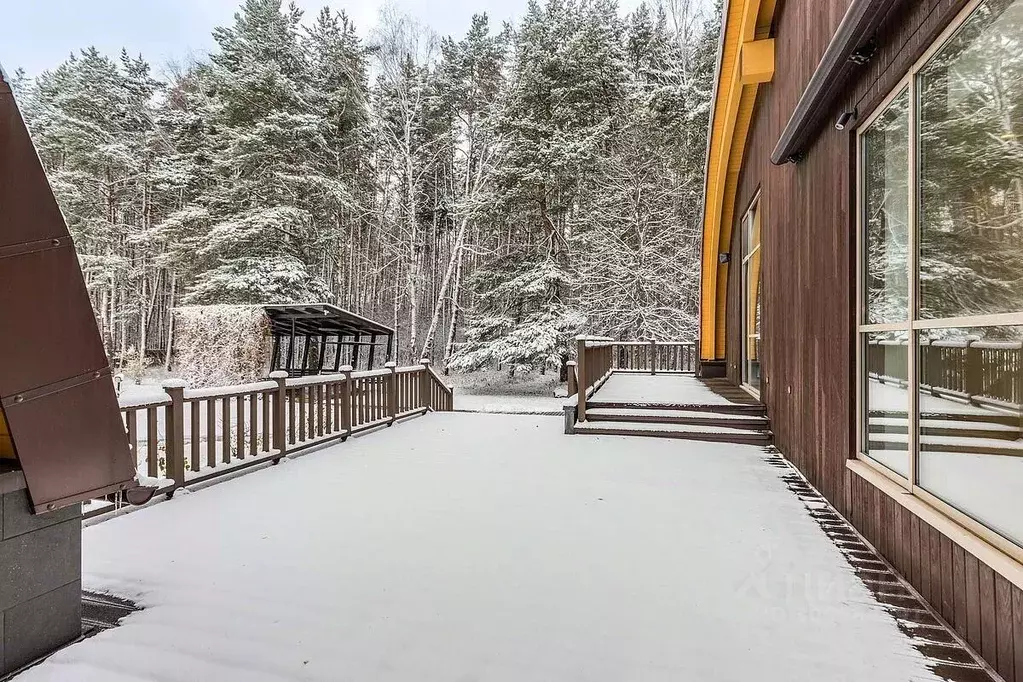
587;401;766;416
575;420;772;445
586;407;769;429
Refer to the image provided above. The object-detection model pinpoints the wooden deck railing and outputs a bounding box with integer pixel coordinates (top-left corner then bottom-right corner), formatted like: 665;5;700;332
569;337;696;422
108;361;452;515
867;339;1023;410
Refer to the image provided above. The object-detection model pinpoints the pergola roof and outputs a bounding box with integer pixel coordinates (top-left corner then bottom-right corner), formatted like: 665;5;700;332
263;304;393;338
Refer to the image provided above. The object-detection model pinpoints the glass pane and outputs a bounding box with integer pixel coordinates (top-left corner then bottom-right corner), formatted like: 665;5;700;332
917;326;1023;548
862;331;911;477
746;334;761;391
918;0;1023;319
862;89;911;324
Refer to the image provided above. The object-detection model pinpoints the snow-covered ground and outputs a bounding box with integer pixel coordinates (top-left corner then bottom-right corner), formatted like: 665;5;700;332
455;393;565;413
19;413;943;682
592;373;752;404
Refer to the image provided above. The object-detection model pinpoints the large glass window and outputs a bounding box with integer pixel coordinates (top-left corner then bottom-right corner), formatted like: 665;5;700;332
857;0;1023;553
742;198;762;392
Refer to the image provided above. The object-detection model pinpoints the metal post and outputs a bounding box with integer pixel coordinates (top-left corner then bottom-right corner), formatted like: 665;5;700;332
300;334;312;375
162;380;188;492
352;334;362;371
285;320;296;375
270;370;288;460
333;335;342;373
319;334;328;374
576;336;587;422
386;361;397;425
386;334;394;362
270;335;281;372
368;333;378;369
650;339;657;375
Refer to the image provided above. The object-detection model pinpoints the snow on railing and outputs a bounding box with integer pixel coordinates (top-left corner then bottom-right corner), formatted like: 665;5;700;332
104;363;453;518
570;337;697;423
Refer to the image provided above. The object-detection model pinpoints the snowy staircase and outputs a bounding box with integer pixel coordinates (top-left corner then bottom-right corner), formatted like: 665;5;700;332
575;405;772;445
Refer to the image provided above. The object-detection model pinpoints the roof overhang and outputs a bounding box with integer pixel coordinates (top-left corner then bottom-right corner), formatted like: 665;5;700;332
771;0;908;164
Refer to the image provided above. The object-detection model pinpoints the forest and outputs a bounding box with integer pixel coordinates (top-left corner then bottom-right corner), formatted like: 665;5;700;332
11;0;718;376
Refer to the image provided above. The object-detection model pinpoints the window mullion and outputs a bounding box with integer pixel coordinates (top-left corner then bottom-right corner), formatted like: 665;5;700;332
907;73;919;492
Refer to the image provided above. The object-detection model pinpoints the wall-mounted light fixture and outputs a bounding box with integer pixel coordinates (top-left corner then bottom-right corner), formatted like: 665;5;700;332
835;108;858;131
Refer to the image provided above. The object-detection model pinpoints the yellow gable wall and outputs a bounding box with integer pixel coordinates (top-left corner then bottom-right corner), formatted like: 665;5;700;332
700;0;776;361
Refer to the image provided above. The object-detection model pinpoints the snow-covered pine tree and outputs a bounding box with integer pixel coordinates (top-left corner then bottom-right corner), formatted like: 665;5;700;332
176;0;330;304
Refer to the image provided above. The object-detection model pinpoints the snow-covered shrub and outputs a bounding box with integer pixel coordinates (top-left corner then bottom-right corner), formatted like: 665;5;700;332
173;305;272;387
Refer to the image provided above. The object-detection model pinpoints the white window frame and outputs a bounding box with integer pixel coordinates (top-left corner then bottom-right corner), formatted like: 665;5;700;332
855;0;1023;563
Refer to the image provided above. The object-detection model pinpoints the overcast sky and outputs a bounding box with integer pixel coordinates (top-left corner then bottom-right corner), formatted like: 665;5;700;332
1;0;654;78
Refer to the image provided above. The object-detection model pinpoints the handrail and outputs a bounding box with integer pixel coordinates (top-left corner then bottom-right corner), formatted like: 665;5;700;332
107;362;454;518
571;337;697;424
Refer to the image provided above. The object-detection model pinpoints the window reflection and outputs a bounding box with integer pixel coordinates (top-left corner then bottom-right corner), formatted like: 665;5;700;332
918;0;1023;319
863;332;911;477
863;89;910;324
917;326;1023;547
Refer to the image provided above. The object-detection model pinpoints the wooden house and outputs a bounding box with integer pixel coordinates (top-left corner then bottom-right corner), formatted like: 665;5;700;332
700;1;1023;679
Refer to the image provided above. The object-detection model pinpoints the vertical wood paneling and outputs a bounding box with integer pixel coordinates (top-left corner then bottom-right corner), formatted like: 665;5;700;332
967;553;982;649
953;545;968;638
725;0;1015;677
981;564;998;666
996;575;1017;681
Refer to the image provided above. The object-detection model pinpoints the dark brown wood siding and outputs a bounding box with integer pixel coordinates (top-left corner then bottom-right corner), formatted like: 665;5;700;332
721;0;1023;679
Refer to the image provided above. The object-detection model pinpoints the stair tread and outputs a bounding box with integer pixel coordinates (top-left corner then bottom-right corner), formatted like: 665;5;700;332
587;407;767;422
577;420;771;435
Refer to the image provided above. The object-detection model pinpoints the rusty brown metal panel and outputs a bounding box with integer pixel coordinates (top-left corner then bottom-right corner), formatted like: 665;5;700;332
0;246;110;395
0;80;66;248
1;374;133;512
0;74;135;512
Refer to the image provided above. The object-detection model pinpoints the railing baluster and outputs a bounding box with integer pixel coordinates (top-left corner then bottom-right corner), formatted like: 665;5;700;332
207;399;216;467
249;392;258;456
288;388;296;445
126;409;138;469
236;395;245;459
262;391;271;452
190;401;200;472
221;397;231;464
147;407;158;478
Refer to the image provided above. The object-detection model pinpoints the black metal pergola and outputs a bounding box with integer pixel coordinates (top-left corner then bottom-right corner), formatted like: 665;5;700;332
265;304;395;377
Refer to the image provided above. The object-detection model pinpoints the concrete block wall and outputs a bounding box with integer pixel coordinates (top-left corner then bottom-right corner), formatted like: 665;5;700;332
0;472;81;675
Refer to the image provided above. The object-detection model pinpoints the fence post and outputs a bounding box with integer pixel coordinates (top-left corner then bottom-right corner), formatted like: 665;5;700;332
162;379;188;493
576;336;587;422
340;365;353;440
965;339;983;402
269;370;288;460
386;362;398;425
420;359;432;411
566;360;578;396
649;339;657;375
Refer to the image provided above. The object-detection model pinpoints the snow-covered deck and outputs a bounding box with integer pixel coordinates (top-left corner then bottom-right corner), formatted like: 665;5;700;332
20;413;946;681
590;372;760;406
